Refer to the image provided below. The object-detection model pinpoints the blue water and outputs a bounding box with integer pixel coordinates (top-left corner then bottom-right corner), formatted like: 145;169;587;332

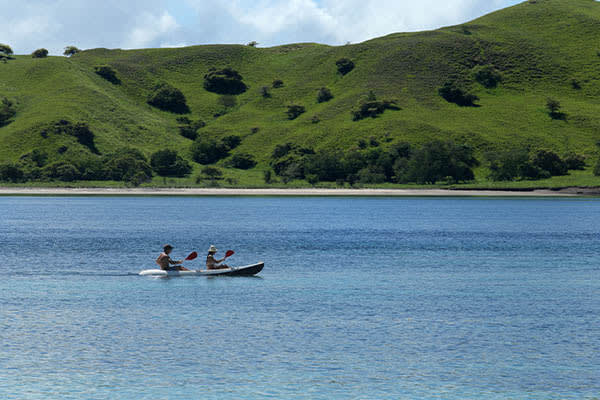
0;196;599;399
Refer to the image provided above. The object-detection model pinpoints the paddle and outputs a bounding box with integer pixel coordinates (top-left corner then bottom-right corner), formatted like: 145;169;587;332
185;252;198;261
225;250;235;259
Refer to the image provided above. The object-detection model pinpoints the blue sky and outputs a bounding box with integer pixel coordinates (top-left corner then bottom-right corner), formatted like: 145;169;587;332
1;0;522;55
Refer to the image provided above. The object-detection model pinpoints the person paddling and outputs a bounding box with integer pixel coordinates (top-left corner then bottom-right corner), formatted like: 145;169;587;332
156;244;189;271
206;245;229;270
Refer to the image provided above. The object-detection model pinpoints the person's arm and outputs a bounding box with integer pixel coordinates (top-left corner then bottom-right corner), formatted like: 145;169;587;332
168;257;182;265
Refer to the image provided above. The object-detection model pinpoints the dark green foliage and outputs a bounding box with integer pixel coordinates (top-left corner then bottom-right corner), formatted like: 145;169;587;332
203;67;247;95
0;163;24;182
311;115;320;124
102;148;153;182
304;151;347;182
398;141;478;184
30;149;48;167
571;79;581;90
177;117;205;140
226;153;256;169
336;58;355;75
260;86;271;98
531;149;568;176
263;170;273;184
351;94;399;121
0;97;16;126
546;98;565;119
222;135;241;150
147;83;189;114
150;149;192;177
439;82;479;107
43;161;80;181
272;79;284;88
564;153;586;170
286;105;305;120
247;41;258;47
63;46;80;56
197;166;223;183
317;87;333;103
270;143;315;179
190;137;231;164
0;44;13;56
32;48;49;58
39;120;99;154
94;65;121;84
594;159;600;176
357;167;387;184
473;65;502;88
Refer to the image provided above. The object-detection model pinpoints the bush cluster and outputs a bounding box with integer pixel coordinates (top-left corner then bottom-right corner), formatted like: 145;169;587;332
147;83;189;114
225;153;257;169
272;79;284;88
269;140;478;185
39;120;99;154
150;149;192;177
473;66;502;88
286;105;306;120
351;92;399;121
0;97;16;126
177;117;205;140
204;68;247;95
63;46;80;57
32;48;49;58
190;135;241;164
336;58;355;75
94;65;121;84
317;87;333;103
487;149;575;181
439;82;479;107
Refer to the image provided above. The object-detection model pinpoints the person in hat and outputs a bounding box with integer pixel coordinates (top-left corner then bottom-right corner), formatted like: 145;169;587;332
156;244;189;271
206;245;229;270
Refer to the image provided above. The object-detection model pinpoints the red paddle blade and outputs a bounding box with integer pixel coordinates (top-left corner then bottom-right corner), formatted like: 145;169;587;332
225;250;234;258
185;252;198;261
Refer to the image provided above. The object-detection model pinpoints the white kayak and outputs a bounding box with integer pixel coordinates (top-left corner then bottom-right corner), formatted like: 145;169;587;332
139;262;264;277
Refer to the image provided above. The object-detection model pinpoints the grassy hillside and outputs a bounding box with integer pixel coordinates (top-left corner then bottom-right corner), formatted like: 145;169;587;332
2;0;600;188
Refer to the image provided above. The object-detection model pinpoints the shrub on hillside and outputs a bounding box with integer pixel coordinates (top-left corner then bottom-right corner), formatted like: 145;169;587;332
0;163;25;183
102;148;153;182
260;86;271;98
317;87;333;103
286;105;306;120
270;143;315;179
0;44;13;56
222;135;242;150
177;117;205;140
94;65;121;84
150;149;192;177
196;166;223;184
39;120;99;154
247;41;258;47
546;98;565;120
191;138;231;164
63;46;80;56
531;149;568;176
438;82;479;107
336;58;355;75
204;67;247;95
571;79;581;90
272;79;284;88
351;93;399;121
43;161;81;182
473;65;502;88
226;153;256;169
564;153;586;171
32;48;49;58
595;159;600;176
147;83;189;114
0;97;16;126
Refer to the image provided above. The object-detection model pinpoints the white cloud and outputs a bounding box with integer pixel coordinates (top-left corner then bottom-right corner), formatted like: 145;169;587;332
0;0;521;54
126;11;179;49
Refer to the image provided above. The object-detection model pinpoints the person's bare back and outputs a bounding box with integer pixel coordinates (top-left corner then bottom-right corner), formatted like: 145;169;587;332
156;245;188;271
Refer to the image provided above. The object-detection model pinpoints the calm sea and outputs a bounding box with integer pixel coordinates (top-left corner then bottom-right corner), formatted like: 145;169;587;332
0;196;598;399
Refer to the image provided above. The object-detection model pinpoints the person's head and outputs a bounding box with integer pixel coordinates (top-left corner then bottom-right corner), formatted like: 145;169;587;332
163;244;174;254
208;245;217;255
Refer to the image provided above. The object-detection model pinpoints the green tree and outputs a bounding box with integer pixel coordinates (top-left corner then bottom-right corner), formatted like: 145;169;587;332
226;153;257;169
204;67;247;95
63;46;80;56
0;163;24;182
546;98;564;119
317;87;333;103
94;65;121;84
0;97;16;126
286;105;305;120
147;83;189;114
150;149;192;177
438;82;479;107
0;44;13;56
473;66;502;88
336;58;355;75
32;48;49;58
191;138;230;164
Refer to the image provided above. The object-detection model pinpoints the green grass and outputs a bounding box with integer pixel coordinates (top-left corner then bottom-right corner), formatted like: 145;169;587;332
1;0;600;188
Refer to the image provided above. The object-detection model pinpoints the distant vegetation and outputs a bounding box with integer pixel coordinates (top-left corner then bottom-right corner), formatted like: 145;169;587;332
286;105;306;120
190;135;241;165
176;117;205;140
352;92;399;121
473;66;502;88
150;149;192;177
204;68;247;95
63;46;80;57
0;43;13;62
438;82;479;107
94;65;120;84
147;83;189;114
32;48;49;58
317;87;333;103
0;98;16;127
336;58;355;75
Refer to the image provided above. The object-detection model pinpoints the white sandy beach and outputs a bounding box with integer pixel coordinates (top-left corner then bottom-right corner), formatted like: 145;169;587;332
0;187;595;196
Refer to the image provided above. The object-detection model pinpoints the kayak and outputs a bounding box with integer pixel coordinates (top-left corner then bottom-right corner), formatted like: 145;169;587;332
139;262;264;277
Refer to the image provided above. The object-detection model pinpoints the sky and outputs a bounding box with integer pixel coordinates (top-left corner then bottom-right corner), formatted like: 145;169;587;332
1;0;523;55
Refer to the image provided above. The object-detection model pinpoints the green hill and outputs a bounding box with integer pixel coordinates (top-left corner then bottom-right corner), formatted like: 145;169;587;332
2;0;600;188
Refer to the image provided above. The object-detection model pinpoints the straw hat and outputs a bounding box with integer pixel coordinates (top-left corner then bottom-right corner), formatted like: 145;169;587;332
208;245;217;253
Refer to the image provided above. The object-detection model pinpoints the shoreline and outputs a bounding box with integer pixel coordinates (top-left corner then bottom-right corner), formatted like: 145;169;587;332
0;187;598;197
